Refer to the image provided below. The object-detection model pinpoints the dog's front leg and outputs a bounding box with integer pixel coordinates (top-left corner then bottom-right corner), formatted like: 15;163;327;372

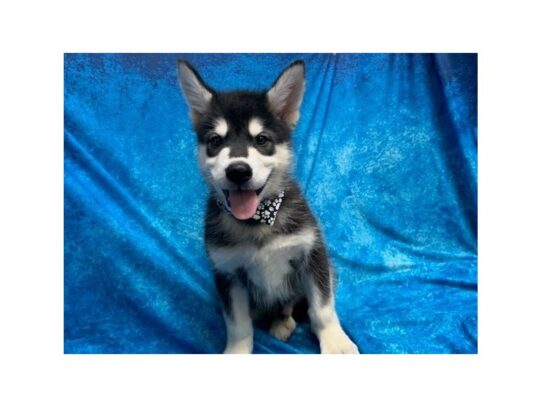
303;248;359;354
306;282;359;354
215;273;253;354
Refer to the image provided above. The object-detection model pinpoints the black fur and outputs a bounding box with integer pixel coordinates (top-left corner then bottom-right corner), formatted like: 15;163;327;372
306;239;333;304
214;272;235;316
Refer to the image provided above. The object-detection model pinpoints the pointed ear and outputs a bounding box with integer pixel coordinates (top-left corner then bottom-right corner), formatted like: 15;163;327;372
177;60;213;119
266;60;305;127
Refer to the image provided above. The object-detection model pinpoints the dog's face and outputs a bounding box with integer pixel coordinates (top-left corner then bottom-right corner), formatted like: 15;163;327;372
178;61;305;220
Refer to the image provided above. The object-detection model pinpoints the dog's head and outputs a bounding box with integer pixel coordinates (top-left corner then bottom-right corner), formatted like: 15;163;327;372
177;60;305;220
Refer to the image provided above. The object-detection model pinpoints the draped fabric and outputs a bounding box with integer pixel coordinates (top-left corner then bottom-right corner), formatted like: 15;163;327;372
64;53;477;353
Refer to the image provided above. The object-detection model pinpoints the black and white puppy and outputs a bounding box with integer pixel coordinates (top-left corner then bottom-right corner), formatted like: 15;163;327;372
177;60;359;354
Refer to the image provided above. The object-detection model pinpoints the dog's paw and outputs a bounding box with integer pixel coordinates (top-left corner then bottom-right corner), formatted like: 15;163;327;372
269;316;297;341
319;326;359;354
224;337;253;354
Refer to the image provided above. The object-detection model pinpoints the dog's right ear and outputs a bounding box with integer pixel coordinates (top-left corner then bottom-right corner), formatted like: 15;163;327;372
177;60;214;121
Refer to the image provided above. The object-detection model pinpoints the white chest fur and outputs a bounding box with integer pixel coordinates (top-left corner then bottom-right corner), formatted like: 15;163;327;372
208;228;316;302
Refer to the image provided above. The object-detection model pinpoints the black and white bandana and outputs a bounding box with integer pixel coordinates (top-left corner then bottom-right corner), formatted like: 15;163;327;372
217;190;285;226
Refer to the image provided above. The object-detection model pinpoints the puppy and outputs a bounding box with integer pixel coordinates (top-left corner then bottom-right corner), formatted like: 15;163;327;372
177;60;359;354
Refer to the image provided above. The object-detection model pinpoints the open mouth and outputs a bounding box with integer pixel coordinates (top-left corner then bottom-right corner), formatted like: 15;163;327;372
222;178;269;220
222;184;265;200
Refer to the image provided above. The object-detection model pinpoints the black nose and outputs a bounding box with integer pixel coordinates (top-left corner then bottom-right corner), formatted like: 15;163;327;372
226;162;252;185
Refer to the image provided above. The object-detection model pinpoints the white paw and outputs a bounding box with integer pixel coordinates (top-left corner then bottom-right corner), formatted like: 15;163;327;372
269;316;297;341
224;337;253;354
319;326;360;354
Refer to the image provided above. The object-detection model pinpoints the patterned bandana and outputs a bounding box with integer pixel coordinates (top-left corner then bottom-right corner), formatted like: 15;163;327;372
217;190;285;226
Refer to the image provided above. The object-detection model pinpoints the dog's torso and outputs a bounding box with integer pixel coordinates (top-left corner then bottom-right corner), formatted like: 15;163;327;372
205;179;325;310
208;225;315;306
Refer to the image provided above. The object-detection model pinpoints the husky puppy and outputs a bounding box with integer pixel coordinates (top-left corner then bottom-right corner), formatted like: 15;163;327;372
177;60;359;354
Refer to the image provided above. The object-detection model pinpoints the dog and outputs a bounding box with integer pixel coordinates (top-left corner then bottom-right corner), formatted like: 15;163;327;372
177;60;359;354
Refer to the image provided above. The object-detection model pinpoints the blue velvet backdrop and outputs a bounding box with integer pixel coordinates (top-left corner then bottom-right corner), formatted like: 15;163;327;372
64;53;477;354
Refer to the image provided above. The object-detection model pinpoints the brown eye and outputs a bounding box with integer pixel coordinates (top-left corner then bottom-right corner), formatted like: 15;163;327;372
209;135;223;148
255;134;269;146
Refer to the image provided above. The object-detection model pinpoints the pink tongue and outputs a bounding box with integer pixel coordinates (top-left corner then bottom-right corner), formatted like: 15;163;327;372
229;190;259;220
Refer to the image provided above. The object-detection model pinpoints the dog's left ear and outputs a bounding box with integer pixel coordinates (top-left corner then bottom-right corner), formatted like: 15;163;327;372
266;61;305;128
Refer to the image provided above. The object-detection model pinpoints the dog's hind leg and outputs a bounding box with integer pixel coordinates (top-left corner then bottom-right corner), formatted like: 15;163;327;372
269;303;297;341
